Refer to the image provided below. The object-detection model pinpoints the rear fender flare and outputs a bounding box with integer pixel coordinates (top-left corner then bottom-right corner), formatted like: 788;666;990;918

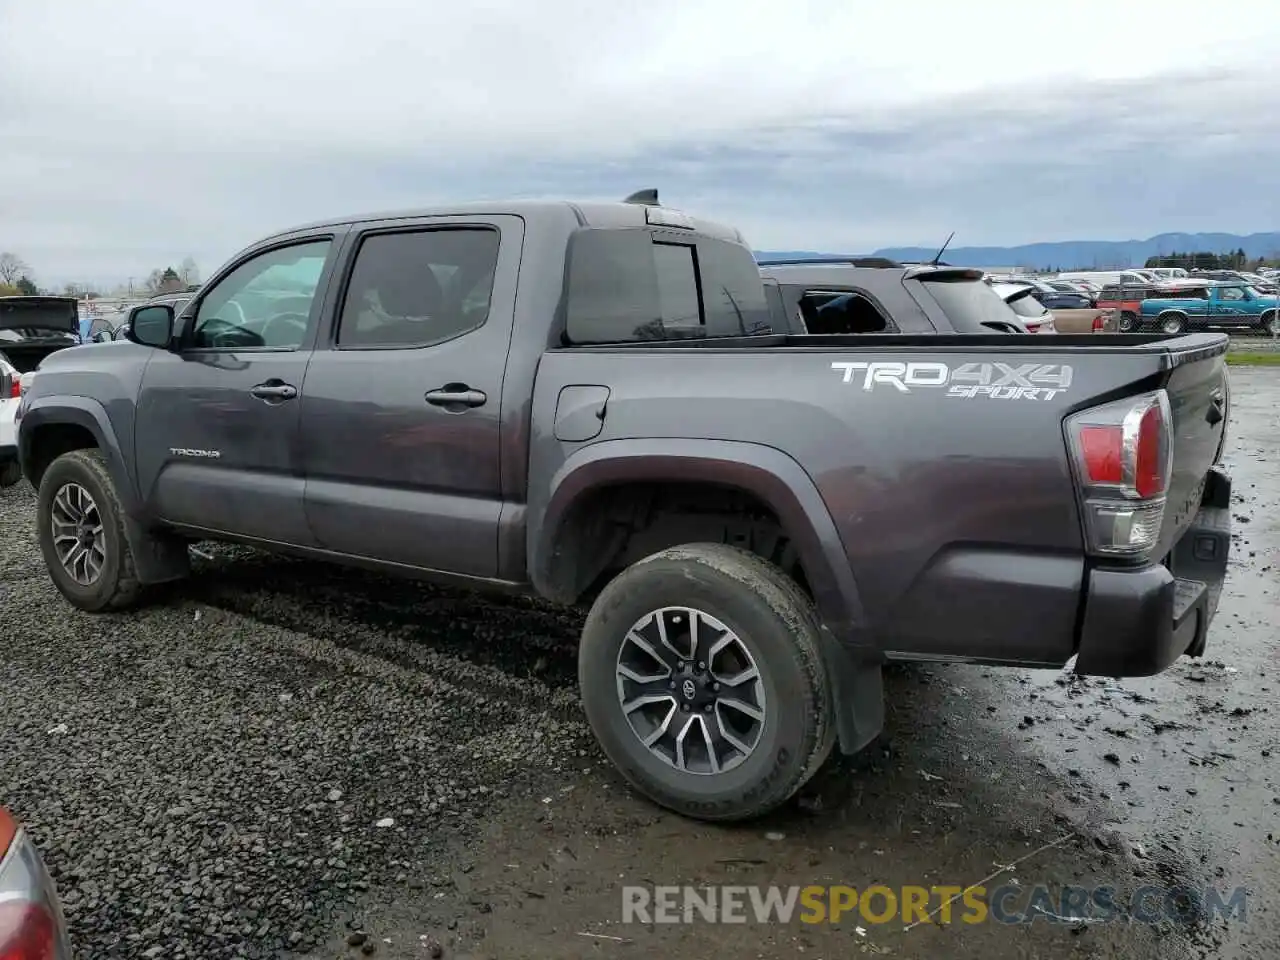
529;438;868;646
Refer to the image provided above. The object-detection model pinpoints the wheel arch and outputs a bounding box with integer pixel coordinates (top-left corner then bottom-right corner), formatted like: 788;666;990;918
529;438;868;645
18;398;138;509
21;398;189;585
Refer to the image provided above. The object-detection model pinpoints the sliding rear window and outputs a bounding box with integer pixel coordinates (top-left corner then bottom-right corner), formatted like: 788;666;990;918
564;229;773;343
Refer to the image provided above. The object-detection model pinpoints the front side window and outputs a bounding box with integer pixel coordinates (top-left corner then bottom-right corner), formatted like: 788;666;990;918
337;228;500;348
190;240;331;350
1219;286;1245;301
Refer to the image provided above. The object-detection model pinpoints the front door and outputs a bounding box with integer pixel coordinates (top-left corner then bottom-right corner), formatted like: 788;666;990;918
298;216;522;578
1213;285;1247;325
134;236;340;543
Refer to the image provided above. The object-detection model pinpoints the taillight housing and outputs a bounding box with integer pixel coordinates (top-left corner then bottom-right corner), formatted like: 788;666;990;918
1065;389;1173;558
0;817;69;960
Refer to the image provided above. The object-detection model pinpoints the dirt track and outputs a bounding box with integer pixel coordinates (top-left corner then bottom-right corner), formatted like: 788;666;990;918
1;368;1276;960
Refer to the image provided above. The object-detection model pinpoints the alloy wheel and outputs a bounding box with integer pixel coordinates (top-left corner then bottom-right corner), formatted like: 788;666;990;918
50;482;106;585
614;606;766;775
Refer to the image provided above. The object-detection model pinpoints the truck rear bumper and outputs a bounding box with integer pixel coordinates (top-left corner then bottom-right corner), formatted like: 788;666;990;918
1075;467;1232;678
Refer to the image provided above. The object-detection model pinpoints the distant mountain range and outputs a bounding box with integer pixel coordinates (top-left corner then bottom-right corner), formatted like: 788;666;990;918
756;231;1280;270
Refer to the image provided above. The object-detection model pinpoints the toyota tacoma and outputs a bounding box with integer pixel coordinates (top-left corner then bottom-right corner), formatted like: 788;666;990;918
17;193;1233;821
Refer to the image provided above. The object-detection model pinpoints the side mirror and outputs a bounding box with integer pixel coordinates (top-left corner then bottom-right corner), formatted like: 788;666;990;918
129;305;175;348
91;330;113;343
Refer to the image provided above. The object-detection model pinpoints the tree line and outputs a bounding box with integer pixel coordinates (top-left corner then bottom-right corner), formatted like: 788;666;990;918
0;250;200;298
1144;249;1277;271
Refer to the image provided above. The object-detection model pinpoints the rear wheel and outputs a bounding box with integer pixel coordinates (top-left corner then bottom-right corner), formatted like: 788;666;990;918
1158;312;1187;335
0;460;21;489
1118;311;1138;333
36;449;143;611
579;543;832;821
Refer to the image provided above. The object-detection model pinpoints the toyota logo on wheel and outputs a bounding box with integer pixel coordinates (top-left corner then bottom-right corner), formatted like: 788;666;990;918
681;679;697;700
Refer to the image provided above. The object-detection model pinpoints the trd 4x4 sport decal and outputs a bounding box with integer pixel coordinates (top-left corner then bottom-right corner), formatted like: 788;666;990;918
830;361;1073;401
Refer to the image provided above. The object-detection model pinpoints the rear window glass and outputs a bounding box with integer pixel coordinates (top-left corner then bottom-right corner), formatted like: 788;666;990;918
914;278;1020;332
1005;292;1048;319
565;229;772;343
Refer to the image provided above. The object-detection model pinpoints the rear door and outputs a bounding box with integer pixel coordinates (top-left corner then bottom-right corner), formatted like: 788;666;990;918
134;233;342;542
298;216;522;578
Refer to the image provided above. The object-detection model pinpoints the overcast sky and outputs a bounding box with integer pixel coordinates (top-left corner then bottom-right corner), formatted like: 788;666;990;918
3;0;1278;286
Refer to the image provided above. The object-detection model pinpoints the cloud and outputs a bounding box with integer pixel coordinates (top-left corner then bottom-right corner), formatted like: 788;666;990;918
2;0;1278;285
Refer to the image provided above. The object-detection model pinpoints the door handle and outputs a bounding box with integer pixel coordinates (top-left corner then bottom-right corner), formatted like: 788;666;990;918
250;380;298;402
425;384;487;410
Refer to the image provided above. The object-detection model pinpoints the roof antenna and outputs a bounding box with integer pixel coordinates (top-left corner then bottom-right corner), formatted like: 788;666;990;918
624;188;659;206
930;231;955;266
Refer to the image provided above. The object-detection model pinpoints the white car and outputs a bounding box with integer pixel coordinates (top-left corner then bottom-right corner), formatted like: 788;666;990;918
990;281;1056;334
0;353;22;486
0;296;83;487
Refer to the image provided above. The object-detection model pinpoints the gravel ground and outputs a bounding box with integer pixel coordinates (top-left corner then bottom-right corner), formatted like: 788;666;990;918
1;366;1277;960
1;508;596;958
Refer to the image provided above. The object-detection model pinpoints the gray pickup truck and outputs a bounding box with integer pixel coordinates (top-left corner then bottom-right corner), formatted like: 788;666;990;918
16;194;1233;821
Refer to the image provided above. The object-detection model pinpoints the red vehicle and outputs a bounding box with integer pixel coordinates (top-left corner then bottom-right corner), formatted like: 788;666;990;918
1096;282;1207;332
0;807;71;959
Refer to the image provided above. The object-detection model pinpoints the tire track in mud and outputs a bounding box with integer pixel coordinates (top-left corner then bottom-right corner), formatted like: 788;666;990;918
184;546;586;720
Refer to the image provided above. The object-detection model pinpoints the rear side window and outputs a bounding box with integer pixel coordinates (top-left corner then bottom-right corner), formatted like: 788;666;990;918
798;290;891;334
565;229;772;343
337;227;500;348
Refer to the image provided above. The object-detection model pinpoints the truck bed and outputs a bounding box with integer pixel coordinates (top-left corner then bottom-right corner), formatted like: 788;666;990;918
562;331;1225;355
535;329;1229;668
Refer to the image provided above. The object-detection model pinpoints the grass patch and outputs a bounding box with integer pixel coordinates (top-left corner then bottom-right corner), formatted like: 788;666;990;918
1226;351;1280;366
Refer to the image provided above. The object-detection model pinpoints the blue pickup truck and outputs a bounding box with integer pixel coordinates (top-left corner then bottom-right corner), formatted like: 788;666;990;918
1141;282;1280;335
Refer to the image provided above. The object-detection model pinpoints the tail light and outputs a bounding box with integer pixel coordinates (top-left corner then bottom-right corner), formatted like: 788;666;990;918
0;902;55;960
1065;390;1173;558
0;812;69;960
1092;312;1105;332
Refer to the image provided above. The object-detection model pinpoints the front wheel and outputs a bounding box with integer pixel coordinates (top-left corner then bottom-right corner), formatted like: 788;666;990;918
579;543;833;822
1259;311;1280;337
36;449;143;611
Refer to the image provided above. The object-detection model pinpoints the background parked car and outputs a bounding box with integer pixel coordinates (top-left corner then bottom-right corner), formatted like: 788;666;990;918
2;297;83;486
0;806;72;958
91;292;193;342
1045;279;1098;304
990;281;1055;333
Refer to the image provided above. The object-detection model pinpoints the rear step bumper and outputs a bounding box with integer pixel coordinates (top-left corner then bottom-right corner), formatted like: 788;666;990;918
1075;467;1232;678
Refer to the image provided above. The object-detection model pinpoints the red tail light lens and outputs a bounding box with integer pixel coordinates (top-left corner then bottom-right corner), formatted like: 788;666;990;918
0;902;55;960
1079;425;1124;485
1092;313;1104;332
1065;390;1173;558
1134;402;1167;498
8;380;18;400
